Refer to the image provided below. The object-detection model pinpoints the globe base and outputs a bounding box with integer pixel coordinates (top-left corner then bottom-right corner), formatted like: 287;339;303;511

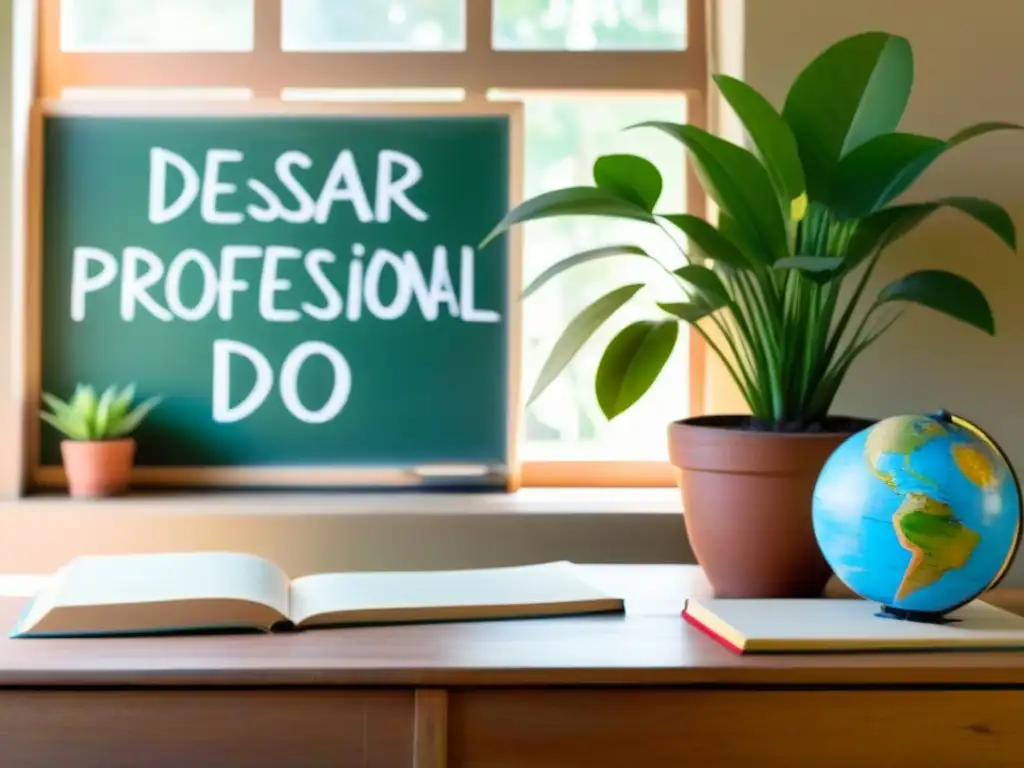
877;605;959;625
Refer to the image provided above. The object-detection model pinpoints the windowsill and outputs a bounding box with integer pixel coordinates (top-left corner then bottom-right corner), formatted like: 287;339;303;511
10;486;682;516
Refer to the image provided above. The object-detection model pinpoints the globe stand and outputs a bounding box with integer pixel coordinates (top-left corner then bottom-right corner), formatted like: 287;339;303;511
876;605;960;625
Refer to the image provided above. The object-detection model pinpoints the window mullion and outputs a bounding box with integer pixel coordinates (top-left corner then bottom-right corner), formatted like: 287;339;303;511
251;0;283;97
38;0;62;98
464;0;492;100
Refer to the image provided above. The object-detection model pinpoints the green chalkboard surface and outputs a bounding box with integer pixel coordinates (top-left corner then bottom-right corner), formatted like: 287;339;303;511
40;108;513;483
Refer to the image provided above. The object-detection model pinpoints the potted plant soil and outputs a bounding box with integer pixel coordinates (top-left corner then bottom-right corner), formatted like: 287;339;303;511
40;384;162;498
483;32;1020;597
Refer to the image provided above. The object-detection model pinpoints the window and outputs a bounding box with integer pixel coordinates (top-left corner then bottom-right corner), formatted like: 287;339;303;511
505;93;690;463
38;0;707;487
493;0;687;50
282;0;466;51
61;0;254;51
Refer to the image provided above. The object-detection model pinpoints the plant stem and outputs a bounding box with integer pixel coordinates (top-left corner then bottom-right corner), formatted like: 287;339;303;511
689;318;757;409
734;270;781;419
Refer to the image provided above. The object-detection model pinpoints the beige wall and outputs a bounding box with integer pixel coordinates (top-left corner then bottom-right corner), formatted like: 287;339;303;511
738;0;1024;456
0;0;25;498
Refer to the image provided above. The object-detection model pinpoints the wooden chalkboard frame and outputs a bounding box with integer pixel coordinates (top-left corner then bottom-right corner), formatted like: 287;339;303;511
26;99;524;491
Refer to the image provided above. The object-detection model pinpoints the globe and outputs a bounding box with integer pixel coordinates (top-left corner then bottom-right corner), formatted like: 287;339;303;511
813;411;1022;618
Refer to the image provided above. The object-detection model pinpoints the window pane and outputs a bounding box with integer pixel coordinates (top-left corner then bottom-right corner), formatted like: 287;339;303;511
282;0;465;51
282;88;466;102
495;94;689;461
494;0;686;50
61;0;253;51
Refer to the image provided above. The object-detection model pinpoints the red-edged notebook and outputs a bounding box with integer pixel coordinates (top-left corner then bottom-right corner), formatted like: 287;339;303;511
682;597;1024;654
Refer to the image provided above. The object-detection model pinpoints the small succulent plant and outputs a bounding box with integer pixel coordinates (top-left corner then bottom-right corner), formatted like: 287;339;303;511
40;384;161;441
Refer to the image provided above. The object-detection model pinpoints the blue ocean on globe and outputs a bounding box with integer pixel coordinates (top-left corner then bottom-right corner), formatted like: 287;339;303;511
813;413;1021;614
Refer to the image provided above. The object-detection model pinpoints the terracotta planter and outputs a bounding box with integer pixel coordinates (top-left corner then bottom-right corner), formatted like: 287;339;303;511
61;439;136;498
668;415;873;598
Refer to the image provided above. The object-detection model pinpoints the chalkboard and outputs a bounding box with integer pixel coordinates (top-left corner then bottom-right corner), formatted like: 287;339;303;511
37;104;518;488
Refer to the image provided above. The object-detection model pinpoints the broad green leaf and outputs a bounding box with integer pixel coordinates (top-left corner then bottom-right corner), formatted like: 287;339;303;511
109;396;162;438
593;154;662;211
774;256;845;273
660;214;748;268
844;196;1016;274
673;265;732;305
595;321;679;419
782;32;913;198
834;123;1024;224
877;269;994;335
717;212;771;265
527;283;644;405
936;197;1016;251
713;74;806;209
658;298;726;324
522;245;647;299
480;187;655;247
839;124;1024;229
773;254;845;284
829;133;947;219
843;204;937;271
949;121;1024;147
631;122;788;261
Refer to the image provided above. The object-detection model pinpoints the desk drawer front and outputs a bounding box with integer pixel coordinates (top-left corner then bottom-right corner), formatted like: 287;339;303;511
0;690;413;768
449;688;1024;768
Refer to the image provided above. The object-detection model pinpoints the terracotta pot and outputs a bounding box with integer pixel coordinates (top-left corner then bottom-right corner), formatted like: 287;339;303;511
61;439;136;498
668;415;873;598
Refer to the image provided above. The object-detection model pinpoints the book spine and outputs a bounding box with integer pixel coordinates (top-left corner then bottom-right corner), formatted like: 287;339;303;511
681;606;744;655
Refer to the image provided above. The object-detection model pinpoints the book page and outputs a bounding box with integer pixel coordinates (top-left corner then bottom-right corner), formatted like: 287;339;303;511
289;561;622;627
16;551;291;637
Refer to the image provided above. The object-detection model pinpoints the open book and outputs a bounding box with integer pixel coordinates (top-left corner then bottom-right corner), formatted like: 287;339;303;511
12;552;624;638
683;597;1024;654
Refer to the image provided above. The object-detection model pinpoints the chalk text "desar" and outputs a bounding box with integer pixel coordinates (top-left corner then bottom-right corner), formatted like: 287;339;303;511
149;147;427;226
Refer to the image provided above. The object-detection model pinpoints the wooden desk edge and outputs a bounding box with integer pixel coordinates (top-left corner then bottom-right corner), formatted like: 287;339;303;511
5;664;1024;688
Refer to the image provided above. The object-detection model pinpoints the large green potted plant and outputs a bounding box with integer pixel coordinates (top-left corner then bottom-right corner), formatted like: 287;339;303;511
483;32;1020;597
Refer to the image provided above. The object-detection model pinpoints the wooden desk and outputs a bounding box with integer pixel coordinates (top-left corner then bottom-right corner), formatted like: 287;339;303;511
1;565;1024;767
